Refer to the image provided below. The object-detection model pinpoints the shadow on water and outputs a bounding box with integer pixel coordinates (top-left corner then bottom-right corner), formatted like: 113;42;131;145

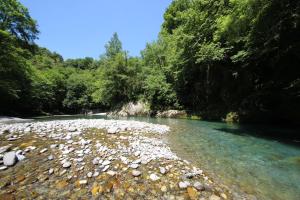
215;124;300;147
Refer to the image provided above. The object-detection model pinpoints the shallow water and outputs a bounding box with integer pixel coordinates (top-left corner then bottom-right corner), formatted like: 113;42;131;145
32;115;300;200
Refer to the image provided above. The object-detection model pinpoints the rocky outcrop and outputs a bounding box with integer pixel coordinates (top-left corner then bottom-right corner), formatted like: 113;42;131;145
223;112;240;123
156;110;187;118
108;101;150;117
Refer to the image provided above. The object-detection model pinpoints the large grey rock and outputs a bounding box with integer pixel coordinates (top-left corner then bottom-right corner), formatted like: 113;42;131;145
156;110;187;118
3;151;17;166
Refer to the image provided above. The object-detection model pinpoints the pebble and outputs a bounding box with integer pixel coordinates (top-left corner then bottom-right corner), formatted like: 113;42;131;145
134;151;140;156
132;159;141;164
178;181;190;189
62;161;71;168
102;165;110;172
149;173;160;181
3;151;17;166
48;155;54;160
60;170;67;176
87;172;93;178
7;137;18;141
102;160;111;166
193;182;205;191
16;150;25;161
0;166;8;170
107;127;118;134
40;148;48;153
107;170;116;176
93;171;100;177
221;193;227;199
50;144;58;149
92;157;100;165
159;167;167;174
129;163;139;169
78;180;87;185
132;170;141;177
49;168;54;175
209;195;221;200
161;185;168;192
0;145;11;154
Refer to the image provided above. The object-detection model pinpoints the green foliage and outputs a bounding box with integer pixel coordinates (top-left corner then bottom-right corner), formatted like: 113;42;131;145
0;30;31;110
105;32;123;58
0;0;39;42
1;0;299;124
63;71;95;112
64;57;96;70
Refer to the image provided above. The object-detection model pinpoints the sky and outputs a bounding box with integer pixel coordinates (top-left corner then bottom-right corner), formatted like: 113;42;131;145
20;0;172;59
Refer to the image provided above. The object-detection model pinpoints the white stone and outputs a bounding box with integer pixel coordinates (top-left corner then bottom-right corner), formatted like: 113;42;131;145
0;166;8;170
102;165;110;172
102;160;111;166
93;171;100;177
149;173;160;181
129;163;139;169
63;161;71;168
159;167;167;174
40;148;48;153
48;155;54;160
178;181;190;189
92;157;100;165
132;170;141;177
16;150;25;161
106;170;116;176
87;172;93;178
79;180;87;185
49;168;54;175
3;151;17;166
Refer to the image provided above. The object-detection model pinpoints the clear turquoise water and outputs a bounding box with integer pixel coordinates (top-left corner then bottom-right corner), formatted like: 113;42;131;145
34;115;300;200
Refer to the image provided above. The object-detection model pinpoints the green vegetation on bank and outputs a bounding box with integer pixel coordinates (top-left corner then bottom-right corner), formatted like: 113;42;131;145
0;0;299;124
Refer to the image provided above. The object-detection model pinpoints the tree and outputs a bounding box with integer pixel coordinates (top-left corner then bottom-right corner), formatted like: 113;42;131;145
0;0;39;43
104;32;123;58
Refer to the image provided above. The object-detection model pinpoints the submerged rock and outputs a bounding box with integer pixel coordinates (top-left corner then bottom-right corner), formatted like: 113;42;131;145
132;170;141;177
178;181;190;189
193;182;205;191
159;167;167;174
149;173;160;181
209;194;221;200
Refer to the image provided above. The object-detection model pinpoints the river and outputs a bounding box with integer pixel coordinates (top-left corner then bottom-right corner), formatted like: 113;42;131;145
34;115;300;200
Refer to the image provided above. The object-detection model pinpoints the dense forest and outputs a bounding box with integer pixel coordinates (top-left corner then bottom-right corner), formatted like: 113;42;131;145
0;0;299;124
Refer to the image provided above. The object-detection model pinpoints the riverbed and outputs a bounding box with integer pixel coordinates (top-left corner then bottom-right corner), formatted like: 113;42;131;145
1;115;300;200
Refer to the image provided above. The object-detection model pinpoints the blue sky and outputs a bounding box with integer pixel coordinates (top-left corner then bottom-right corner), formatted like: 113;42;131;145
20;0;172;59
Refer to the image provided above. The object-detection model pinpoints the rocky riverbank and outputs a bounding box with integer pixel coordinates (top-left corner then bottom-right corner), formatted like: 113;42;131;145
0;119;231;199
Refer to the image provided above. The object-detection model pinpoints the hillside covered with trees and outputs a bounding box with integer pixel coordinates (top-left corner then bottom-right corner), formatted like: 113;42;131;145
1;0;299;124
